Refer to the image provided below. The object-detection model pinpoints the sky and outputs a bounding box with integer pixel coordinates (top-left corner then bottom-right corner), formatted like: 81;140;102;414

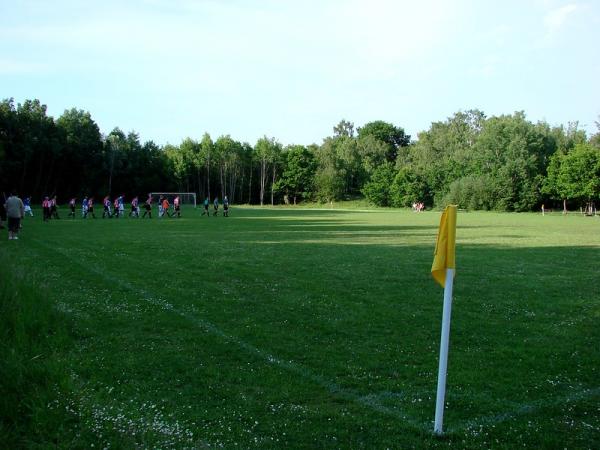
1;0;599;146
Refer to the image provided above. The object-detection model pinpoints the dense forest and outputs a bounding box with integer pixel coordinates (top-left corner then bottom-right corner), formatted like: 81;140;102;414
1;98;599;211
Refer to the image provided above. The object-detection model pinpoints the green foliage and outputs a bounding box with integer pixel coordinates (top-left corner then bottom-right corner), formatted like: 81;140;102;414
361;162;396;206
273;145;317;204
357;120;410;161
390;166;431;207
440;175;497;210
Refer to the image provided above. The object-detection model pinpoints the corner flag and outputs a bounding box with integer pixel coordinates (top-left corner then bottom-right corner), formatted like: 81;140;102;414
432;205;457;435
431;205;457;287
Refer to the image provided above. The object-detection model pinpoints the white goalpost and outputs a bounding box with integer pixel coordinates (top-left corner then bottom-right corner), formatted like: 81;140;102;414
149;192;197;208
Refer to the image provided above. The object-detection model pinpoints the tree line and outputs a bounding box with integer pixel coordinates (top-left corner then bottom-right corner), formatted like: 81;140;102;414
1;98;599;211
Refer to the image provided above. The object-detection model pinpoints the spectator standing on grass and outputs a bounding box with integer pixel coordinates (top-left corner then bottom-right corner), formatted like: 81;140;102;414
23;196;33;217
213;197;219;216
223;195;229;217
5;189;24;240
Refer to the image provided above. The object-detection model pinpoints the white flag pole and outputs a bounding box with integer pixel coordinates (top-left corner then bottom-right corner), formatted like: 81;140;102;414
434;267;455;435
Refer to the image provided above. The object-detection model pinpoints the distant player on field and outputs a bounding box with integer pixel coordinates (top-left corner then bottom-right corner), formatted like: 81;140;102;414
87;197;96;218
173;195;181;218
213;197;219;216
102;196;112;218
42;196;50;221
130;196;139;217
202;197;210;216
50;195;60;219
162;196;172;218
113;196;120;218
68;197;76;218
142;194;152;218
223;195;229;217
23;197;33;217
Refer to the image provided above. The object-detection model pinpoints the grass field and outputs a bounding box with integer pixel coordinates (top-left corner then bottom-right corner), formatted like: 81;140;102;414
1;206;599;449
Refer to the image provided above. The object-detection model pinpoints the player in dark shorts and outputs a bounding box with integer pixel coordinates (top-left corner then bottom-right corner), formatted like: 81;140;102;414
173;196;181;218
142;194;152;218
68;198;76;218
87;197;96;218
213;197;219;216
130;196;139;217
50;195;60;219
223;195;229;217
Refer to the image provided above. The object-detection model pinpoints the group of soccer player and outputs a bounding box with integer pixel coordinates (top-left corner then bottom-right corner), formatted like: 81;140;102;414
36;193;231;220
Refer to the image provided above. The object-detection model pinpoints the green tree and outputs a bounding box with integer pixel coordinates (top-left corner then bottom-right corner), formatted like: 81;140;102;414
357;120;410;161
273;145;317;204
361;162;396;206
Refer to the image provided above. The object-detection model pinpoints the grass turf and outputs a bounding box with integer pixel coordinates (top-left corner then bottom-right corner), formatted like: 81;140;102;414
1;206;599;448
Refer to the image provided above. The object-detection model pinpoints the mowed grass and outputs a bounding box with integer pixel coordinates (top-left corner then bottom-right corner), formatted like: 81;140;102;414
1;206;599;448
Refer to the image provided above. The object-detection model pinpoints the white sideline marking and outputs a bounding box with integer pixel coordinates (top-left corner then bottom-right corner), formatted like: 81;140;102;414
29;238;426;430
28;238;600;434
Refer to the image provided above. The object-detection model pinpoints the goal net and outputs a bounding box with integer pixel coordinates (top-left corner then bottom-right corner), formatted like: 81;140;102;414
149;192;197;207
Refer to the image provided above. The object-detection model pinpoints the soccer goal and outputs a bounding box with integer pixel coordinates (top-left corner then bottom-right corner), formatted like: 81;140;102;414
150;192;197;208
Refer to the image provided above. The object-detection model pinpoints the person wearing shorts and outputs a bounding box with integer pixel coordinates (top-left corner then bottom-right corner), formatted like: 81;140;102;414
5;190;24;240
202;197;210;216
87;197;96;219
68;198;76;218
223;195;229;217
213;197;219;216
143;194;152;218
173;196;181;218
23;197;33;217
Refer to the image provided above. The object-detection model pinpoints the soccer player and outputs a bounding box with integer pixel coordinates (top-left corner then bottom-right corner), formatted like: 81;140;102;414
158;195;164;218
42;196;51;221
82;197;88;218
68;197;76;218
213;197;219;216
118;195;125;217
173;195;181;218
201;197;210;216
162;196;172;218
87;197;96;218
113;196;120;218
5;190;24;240
130;196;139;217
142;194;152;218
223;195;229;217
50;195;60;219
23;197;33;217
102;196;112;218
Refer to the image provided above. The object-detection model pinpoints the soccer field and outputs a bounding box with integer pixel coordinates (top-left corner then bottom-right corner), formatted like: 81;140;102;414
2;207;599;448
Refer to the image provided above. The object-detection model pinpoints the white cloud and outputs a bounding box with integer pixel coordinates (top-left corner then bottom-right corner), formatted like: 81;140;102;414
543;3;577;31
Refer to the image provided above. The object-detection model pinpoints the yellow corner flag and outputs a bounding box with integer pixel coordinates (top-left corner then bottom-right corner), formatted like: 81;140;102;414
431;205;457;287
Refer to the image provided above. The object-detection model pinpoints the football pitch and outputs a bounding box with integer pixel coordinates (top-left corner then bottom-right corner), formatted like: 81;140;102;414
2;207;599;448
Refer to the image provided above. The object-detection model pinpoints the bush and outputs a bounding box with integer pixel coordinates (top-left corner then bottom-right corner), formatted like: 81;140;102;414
440;175;497;210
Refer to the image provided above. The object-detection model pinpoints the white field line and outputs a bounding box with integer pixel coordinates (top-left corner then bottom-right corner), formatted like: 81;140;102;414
29;238;427;431
29;238;600;434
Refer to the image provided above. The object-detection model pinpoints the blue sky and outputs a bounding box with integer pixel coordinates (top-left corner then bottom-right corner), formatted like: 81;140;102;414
1;0;599;146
